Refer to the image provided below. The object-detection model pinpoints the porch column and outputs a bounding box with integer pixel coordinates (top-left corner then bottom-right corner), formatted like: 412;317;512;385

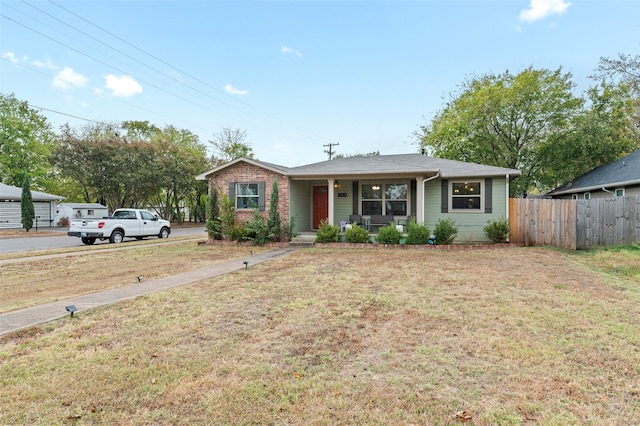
328;178;335;226
416;176;424;224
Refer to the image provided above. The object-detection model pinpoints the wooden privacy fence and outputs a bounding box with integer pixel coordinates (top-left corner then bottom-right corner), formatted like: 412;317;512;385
509;196;640;250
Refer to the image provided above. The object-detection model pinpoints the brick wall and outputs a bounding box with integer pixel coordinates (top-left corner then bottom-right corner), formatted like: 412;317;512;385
207;162;290;226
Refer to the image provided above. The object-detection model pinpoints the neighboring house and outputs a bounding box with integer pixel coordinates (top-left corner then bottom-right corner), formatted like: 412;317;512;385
547;149;640;200
54;203;109;225
197;153;521;242
0;182;65;229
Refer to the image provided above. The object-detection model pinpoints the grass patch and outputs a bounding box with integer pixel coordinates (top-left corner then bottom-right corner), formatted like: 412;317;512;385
1;246;639;424
0;242;267;313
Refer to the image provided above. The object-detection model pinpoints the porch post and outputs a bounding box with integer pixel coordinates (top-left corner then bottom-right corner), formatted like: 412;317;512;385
328;178;335;226
416;176;424;224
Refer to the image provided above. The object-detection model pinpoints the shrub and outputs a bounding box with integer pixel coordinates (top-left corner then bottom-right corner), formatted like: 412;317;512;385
219;192;235;239
376;224;402;244
316;219;340;243
245;209;271;245
345;224;370;243
229;225;249;242
56;216;70;228
434;218;458;245
205;186;222;240
405;220;430;245
484;217;510;243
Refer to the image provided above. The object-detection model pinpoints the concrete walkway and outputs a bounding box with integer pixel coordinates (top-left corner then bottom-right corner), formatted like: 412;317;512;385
0;247;299;337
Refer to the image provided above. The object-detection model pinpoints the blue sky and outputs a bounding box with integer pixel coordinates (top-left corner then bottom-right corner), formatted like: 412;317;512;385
1;0;638;166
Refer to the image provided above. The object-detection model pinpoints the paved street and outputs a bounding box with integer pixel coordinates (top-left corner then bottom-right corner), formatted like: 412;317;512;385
0;226;207;254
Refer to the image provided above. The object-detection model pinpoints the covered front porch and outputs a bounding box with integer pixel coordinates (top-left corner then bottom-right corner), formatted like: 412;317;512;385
288;174;439;233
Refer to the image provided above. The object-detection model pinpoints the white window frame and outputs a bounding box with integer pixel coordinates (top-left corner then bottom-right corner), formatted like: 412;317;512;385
449;179;484;213
583;193;591;200
235;182;260;210
571;194;578;200
615;188;625;197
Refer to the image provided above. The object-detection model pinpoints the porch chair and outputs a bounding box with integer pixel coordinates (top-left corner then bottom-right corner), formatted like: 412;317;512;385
349;214;363;227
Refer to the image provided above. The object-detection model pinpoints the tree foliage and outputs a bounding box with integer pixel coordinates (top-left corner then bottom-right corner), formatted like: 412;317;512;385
52;121;208;217
21;174;35;232
0;93;56;190
593;52;640;140
208;127;255;165
418;67;638;195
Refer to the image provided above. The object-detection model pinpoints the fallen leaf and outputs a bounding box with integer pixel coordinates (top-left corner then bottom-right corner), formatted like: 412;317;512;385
293;373;301;379
67;414;82;420
150;353;158;358
151;378;157;384
600;394;608;402
62;401;71;407
454;410;472;422
89;405;97;413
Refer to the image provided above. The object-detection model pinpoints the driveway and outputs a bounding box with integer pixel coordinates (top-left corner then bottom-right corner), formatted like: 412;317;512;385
0;226;207;254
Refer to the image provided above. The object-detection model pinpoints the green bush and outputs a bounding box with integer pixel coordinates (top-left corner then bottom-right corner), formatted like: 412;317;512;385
229;225;249;242
376;224;402;244
434;217;458;245
245;209;271;245
345;224;370;243
484;217;510;243
405;220;431;245
315;219;340;243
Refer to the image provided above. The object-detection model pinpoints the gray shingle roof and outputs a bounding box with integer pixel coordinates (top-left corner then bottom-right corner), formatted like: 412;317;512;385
548;149;640;195
288;154;521;178
197;154;521;180
0;183;65;201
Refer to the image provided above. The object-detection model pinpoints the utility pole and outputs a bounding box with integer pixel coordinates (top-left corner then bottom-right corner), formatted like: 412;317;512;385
323;142;339;160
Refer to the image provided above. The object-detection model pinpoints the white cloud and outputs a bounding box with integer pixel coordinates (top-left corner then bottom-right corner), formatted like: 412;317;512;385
53;67;88;90
224;84;249;96
104;74;142;97
2;51;27;64
281;45;302;58
519;0;572;22
33;58;57;69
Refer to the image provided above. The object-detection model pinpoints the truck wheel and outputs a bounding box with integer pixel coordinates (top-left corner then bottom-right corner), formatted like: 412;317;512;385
159;227;170;239
81;237;96;245
109;230;124;244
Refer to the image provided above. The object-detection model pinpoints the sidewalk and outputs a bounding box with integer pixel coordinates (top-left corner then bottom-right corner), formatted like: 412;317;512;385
0;247;299;337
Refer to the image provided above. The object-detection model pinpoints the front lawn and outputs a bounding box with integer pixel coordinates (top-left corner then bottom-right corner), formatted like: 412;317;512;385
1;246;639;424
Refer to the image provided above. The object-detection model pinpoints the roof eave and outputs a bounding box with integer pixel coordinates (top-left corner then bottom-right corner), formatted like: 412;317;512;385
549;179;640;195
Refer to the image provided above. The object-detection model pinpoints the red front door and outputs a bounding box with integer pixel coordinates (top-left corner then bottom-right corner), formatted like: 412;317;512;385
312;185;329;229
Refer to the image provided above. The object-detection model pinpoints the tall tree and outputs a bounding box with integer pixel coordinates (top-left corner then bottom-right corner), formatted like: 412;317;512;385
418;67;585;195
209;127;255;165
21;174;35;232
0;93;56;191
593;52;640;140
267;179;282;241
539;82;638;188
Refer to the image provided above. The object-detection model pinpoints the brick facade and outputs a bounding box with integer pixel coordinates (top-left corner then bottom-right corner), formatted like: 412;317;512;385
207;162;290;227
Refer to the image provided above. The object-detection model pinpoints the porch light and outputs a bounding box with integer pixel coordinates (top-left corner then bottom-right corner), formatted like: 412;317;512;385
334;181;339;188
372;185;380;191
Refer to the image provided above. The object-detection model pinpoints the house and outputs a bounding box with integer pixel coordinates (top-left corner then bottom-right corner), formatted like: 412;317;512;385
547;149;640;200
0;182;65;229
54;203;109;225
196;153;521;242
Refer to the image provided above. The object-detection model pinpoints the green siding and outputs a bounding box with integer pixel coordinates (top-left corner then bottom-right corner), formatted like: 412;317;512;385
289;180;311;232
424;177;509;242
333;180;353;227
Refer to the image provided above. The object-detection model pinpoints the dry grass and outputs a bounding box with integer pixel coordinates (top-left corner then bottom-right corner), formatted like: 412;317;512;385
0;242;267;313
0;228;62;239
1;245;639;425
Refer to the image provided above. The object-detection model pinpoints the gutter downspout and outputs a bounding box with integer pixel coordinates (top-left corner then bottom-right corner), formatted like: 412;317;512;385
601;187;614;194
421;171;440;224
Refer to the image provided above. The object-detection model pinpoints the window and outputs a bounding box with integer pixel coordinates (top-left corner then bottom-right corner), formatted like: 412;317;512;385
584;193;591;200
450;181;482;211
236;183;260;209
361;183;407;215
87;209;94;215
571;194;578;200
615;188;625;197
140;211;155;221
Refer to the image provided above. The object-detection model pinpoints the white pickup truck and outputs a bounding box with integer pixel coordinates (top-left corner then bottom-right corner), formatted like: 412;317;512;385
68;208;171;245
